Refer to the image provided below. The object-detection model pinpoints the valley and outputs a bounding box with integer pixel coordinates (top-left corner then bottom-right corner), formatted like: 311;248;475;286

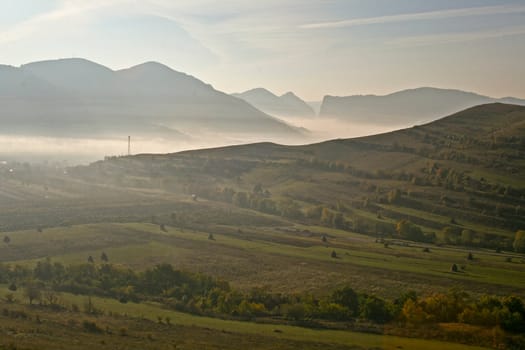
1;103;524;349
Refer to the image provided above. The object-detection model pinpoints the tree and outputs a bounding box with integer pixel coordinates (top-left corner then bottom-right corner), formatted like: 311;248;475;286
331;286;359;316
352;216;367;234
321;235;327;243
321;208;334;225
3;235;10;245
467;252;473;260
24;282;42;305
252;183;263;194
284;303;306;321
331;250;337;258
388;189;401;204
360;295;393;324
87;255;94;264
501;296;525;333
396;220;425;242
513;230;525;253
332;212;345;229
460;229;475;245
306;205;323;219
208;233;215;240
317;300;350;320
101;252;108;263
450;263;458;272
442;227;460;244
278;199;303;219
233;192;249;208
402;299;429;324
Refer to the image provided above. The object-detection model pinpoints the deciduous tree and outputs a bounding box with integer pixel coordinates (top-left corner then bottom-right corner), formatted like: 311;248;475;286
513;230;525;253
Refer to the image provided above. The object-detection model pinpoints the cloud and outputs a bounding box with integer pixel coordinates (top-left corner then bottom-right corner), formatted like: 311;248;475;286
0;0;123;45
301;4;525;29
391;25;525;47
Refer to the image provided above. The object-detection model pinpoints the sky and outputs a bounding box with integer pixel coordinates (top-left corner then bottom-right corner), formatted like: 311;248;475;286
1;0;524;101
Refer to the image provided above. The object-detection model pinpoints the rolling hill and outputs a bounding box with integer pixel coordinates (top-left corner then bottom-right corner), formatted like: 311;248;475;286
3;103;522;239
232;88;315;118
320;87;525;126
63;103;525;249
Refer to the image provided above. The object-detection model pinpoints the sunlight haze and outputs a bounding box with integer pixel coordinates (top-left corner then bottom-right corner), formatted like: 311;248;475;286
1;0;524;101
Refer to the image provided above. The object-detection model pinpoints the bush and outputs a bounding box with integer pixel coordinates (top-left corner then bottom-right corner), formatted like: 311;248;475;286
360;296;393;324
4;293;15;303
82;320;102;333
283;304;306;321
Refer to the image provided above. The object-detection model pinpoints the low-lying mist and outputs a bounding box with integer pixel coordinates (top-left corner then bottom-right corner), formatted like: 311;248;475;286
279;116;406;142
0;118;407;164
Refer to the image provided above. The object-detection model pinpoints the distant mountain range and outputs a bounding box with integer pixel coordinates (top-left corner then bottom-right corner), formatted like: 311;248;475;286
232;88;315;118
0;58;304;142
320;87;525;125
3;58;525;156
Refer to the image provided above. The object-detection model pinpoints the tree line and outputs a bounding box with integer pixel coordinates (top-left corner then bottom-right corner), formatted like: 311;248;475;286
1;259;524;337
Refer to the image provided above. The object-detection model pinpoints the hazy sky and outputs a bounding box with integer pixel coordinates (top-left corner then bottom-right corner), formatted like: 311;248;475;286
1;0;524;100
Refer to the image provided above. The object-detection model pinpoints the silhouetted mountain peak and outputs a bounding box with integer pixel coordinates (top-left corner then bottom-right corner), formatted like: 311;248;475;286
118;61;214;93
242;88;278;98
20;58;114;93
22;58;113;74
281;91;298;98
281;91;305;102
124;61;177;74
233;88;315;117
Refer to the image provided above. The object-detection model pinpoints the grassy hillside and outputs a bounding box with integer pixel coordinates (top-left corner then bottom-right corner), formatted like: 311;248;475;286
70;103;525;245
1;103;524;349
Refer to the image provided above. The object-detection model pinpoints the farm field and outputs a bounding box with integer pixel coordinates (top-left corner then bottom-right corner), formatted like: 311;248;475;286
2;222;524;298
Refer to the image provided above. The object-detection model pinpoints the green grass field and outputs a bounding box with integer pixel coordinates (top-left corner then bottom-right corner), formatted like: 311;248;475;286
3;222;524;298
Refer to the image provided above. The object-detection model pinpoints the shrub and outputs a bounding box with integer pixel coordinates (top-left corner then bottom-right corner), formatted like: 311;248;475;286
513;230;525;253
82;320;102;333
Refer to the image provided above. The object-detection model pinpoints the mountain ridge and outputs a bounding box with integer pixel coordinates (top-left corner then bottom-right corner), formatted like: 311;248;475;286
320;87;525;125
232;87;315;118
0;58;304;143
